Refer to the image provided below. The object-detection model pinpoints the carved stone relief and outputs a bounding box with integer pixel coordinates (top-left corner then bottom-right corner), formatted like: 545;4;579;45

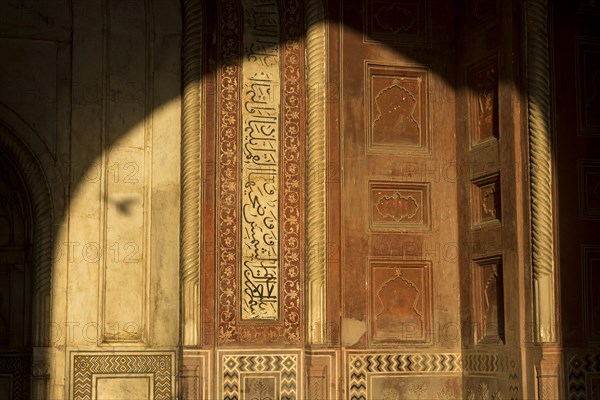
466;382;504;400
472;173;501;225
370;182;431;231
368;260;432;344
243;375;279;400
468;57;499;146
363;0;431;46
367;64;429;152
347;352;461;400
464;353;520;399
472;256;505;344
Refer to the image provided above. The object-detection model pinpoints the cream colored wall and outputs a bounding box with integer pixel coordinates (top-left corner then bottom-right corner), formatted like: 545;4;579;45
0;1;182;398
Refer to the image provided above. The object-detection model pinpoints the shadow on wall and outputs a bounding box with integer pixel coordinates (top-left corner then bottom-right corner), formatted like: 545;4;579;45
1;0;594;397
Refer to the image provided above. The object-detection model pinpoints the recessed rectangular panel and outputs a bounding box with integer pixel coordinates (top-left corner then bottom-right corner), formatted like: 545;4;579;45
579;160;600;219
369;181;431;231
467;56;499;147
0;376;10;400
306;352;337;400
590;374;600;399
471;173;501;226
101;0;149;344
242;374;279;400
363;0;431;47
583;246;600;343
576;38;600;134
472;256;505;344
368;259;433;344
346;352;461;399
71;352;174;400
366;64;430;153
0;271;10;346
94;376;152;400
370;375;460;399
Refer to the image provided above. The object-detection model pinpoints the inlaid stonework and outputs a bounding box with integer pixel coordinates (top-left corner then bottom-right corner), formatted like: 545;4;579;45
218;351;300;400
216;0;304;344
347;352;461;400
71;352;175;400
240;0;282;321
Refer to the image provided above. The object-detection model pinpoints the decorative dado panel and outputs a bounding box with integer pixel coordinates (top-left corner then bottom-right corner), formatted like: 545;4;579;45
346;352;461;400
576;38;600;135
216;0;304;344
472;173;501;226
369;181;431;231
367;259;433;345
463;353;520;400
567;353;600;400
218;351;301;400
466;381;504;400
71;352;175;400
180;350;211;400
0;355;30;400
366;64;430;153
583;246;600;343
579;160;600;219
472;256;505;344
306;351;338;400
363;0;431;47
468;56;499;146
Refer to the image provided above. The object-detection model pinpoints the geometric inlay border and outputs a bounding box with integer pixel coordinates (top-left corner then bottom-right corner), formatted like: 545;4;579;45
0;354;30;400
463;352;520;400
218;350;301;400
70;351;175;400
568;352;600;400
346;352;461;400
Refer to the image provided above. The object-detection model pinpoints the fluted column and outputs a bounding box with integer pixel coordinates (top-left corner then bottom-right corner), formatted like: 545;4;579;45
181;0;202;347
526;0;557;344
305;0;328;345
